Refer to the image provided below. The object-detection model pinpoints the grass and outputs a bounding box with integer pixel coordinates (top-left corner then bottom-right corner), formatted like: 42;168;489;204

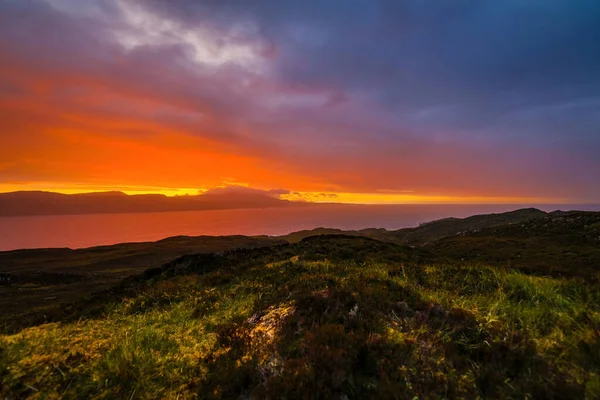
426;210;600;282
1;236;598;399
0;235;283;332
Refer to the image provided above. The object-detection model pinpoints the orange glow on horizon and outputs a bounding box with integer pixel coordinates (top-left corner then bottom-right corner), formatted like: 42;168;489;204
281;191;568;205
0;183;571;205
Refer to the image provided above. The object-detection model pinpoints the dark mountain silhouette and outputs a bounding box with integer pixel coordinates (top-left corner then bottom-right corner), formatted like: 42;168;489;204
0;188;293;216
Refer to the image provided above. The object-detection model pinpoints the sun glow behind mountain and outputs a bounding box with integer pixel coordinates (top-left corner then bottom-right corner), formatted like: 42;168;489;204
0;184;560;205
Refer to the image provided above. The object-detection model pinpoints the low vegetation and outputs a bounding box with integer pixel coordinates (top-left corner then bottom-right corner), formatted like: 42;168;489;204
0;235;284;331
1;234;599;399
427;210;600;282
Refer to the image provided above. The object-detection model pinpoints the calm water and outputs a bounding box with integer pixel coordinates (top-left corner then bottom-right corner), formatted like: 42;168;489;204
1;204;598;251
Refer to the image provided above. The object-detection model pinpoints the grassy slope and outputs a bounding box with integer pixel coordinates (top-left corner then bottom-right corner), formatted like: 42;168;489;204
285;209;600;281
0;236;284;332
1;236;599;399
0;235;286;275
279;208;548;246
427;211;600;281
381;207;548;246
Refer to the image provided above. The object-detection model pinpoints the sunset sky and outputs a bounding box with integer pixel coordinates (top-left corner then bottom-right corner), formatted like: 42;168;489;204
1;0;599;204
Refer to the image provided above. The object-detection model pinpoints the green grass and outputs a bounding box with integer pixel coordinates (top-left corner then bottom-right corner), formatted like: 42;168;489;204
0;235;283;332
1;236;598;399
426;210;600;282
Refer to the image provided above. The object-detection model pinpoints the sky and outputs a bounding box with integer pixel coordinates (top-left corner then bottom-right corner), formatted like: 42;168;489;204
1;0;599;204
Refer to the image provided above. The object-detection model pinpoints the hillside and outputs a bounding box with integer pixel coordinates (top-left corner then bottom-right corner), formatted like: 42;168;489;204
288;209;600;280
281;208;548;245
0;235;285;332
426;210;600;280
1;234;599;398
384;207;547;246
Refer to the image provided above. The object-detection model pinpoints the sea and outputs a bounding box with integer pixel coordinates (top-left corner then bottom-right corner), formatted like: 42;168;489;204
1;203;598;251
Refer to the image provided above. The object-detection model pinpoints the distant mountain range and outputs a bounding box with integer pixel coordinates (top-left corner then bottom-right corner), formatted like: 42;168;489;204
0;190;294;217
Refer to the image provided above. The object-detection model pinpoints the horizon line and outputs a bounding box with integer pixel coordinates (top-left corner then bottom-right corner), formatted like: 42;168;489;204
0;188;595;206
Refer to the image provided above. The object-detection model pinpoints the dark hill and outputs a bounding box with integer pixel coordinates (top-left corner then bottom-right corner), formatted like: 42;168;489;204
384;207;548;246
279;208;549;246
427;210;600;280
